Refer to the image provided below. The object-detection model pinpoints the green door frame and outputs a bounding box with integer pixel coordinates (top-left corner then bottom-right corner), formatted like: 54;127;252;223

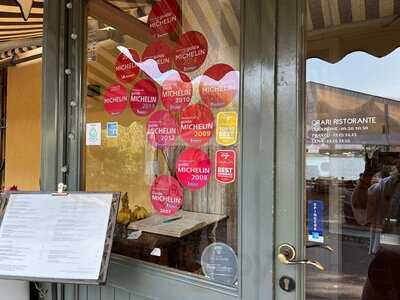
275;0;306;300
40;0;281;299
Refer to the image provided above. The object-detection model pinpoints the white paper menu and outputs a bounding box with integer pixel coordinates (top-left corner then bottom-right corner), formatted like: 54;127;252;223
0;193;113;281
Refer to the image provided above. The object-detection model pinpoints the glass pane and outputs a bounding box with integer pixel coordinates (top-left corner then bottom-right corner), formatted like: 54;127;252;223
84;0;240;287
305;1;400;299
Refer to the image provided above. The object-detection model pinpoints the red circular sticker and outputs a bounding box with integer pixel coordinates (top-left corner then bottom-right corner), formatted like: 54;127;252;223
180;104;214;147
200;64;239;108
142;41;173;73
147;110;178;149
175;31;208;72
148;0;181;38
151;175;183;216
161;72;192;112
104;84;128;115
176;148;211;190
115;48;140;83
130;79;159;116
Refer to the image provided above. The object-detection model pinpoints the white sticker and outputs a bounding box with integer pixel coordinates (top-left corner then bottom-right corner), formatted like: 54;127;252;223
127;230;142;240
107;122;118;138
86;123;101;146
150;248;161;257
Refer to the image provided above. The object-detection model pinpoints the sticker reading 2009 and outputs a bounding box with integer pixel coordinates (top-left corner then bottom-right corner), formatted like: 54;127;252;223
176;148;211;190
180;104;214;147
151;175;184;216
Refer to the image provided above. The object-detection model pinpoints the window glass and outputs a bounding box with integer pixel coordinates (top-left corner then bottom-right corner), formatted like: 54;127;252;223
305;1;400;299
84;0;240;287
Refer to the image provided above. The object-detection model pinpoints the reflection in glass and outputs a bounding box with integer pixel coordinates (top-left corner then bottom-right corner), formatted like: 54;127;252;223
84;0;240;287
305;1;400;299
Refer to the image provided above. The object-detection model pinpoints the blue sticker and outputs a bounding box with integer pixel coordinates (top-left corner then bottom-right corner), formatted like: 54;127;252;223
107;122;118;138
307;200;324;243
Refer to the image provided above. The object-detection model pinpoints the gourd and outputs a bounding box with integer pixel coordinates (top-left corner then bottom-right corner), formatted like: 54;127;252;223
116;193;132;225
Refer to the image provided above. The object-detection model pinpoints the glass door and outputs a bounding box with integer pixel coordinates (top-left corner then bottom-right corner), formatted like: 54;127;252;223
64;0;276;299
276;1;400;300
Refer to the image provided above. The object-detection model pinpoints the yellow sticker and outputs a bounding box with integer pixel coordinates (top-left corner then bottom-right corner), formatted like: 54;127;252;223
216;111;238;146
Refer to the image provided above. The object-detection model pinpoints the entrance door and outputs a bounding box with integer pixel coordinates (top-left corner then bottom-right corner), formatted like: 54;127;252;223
49;0;276;299
276;1;400;300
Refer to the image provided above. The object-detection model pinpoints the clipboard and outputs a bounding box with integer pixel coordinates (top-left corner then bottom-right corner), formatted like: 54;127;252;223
0;188;120;285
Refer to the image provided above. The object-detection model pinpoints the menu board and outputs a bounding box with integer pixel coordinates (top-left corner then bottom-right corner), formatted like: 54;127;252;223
0;192;120;284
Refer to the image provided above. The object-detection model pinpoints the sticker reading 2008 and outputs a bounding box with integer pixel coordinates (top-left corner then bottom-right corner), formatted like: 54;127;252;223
176;148;211;190
115;48;140;83
146;110;178;149
151;175;184;216
180;104;214;147
104;84;128;115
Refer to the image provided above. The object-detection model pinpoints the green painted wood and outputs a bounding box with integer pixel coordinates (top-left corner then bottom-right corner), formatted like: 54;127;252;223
64;285;76;299
78;285;88;300
275;0;305;300
101;286;115;300
114;288;130;300
87;286;101;300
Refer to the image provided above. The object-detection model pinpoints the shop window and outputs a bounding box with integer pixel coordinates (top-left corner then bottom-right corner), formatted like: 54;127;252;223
84;0;240;287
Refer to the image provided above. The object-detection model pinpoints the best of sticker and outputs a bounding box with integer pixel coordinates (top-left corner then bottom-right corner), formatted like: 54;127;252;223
215;150;236;184
216;111;238;146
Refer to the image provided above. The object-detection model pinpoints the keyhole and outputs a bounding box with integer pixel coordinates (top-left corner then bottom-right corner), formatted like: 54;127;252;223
284;278;290;290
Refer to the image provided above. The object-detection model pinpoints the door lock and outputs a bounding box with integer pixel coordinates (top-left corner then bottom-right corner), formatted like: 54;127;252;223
277;243;325;271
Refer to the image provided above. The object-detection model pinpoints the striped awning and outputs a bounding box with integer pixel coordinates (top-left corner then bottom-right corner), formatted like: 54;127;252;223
0;0;43;60
307;0;400;62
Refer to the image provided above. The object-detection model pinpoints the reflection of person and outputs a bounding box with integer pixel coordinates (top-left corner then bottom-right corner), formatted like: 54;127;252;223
352;151;400;300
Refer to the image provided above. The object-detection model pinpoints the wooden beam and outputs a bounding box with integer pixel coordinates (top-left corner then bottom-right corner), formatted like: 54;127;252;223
88;0;151;44
0;36;41;52
87;0;175;48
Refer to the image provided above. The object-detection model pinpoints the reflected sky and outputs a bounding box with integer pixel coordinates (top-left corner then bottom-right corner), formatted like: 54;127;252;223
307;48;400;101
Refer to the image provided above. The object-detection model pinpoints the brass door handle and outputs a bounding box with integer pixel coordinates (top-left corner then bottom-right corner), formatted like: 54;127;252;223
277;243;325;271
306;244;334;252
